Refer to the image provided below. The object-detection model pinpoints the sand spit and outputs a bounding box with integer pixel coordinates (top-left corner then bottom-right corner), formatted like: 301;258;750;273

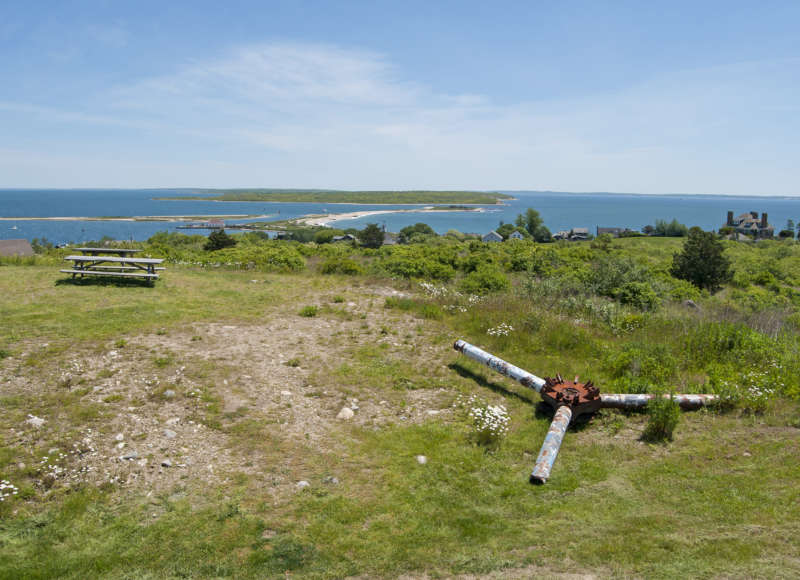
293;206;485;227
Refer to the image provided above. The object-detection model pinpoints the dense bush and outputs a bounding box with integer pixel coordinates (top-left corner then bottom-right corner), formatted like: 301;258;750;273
642;395;681;442
204;229;237;251
671;227;732;292
320;257;364;275
458;265;510;295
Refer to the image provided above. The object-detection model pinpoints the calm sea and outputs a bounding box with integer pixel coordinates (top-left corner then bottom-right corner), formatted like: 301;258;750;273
1;189;799;243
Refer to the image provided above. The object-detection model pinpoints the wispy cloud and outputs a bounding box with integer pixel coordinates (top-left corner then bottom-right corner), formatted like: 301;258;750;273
2;43;798;192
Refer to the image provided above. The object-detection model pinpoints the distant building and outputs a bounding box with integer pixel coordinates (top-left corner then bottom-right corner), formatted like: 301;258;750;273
332;233;357;243
206;219;225;229
724;211;773;239
482;230;503;242
382;232;399;246
0;239;34;257
508;230;524;240
553;228;589;241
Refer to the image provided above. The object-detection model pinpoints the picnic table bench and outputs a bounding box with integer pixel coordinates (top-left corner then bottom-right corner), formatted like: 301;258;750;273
61;254;165;284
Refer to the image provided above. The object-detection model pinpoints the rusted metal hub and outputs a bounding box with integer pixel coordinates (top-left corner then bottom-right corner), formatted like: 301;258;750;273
540;374;602;416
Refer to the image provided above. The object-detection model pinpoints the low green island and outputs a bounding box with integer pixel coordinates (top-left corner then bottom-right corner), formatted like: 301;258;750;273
158;189;513;205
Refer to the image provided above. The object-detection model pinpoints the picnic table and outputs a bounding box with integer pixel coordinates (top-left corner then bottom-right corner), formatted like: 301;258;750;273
72;247;142;257
61;251;165;284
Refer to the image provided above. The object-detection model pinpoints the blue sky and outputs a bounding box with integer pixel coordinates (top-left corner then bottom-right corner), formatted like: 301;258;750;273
1;0;798;194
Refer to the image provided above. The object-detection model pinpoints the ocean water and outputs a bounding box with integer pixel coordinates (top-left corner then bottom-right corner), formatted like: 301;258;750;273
1;189;799;243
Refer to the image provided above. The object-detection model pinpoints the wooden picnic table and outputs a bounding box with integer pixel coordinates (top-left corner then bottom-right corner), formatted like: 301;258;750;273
61;254;165;284
73;247;142;257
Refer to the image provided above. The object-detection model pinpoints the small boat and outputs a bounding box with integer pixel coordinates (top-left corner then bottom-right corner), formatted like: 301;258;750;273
10;225;18;230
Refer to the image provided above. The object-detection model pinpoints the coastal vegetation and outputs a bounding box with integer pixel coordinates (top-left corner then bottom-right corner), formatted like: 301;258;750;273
1;228;799;577
158;189;513;205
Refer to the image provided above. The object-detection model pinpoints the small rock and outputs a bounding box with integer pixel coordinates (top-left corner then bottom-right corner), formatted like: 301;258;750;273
121;451;138;460
261;529;277;539
164;429;177;439
281;390;292;397
416;455;427;465
743;451;752;457
114;433;124;441
17;462;25;470
336;407;355;420
92;386;103;392
116;442;126;449
161;459;172;467
296;480;310;490
426;410;440;416
322;476;339;485
163;389;176;399
683;299;699;309
165;417;180;425
26;414;46;428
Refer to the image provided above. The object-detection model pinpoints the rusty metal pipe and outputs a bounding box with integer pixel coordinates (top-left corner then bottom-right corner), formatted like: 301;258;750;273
530;405;572;484
600;393;716;410
453;340;546;393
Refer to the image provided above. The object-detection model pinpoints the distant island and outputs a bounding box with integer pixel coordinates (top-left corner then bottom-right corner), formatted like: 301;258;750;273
157;189;513;205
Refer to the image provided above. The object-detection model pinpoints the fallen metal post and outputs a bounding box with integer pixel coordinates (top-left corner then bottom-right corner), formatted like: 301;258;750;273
453;340;716;484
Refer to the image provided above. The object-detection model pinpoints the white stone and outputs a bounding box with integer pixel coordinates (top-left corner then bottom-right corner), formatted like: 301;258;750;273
25;414;45;428
416;455;427;465
281;391;293;397
296;480;310;490
166;417;180;425
336;407;355;420
426;410;440;416
114;433;124;441
164;429;177;439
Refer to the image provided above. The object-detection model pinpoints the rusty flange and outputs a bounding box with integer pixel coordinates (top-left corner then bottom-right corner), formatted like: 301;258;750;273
540;374;602;417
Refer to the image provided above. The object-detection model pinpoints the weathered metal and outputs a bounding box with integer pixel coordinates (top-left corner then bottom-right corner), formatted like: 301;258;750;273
452;339;718;484
453;340;545;392
540;374;602;416
600;393;716;409
530;405;572;484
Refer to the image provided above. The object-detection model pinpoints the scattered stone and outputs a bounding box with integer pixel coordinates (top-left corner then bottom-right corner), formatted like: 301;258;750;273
116;442;126;449
163;389;176;399
161;459;172;467
26;414;45;428
416;455;427;465
322;476;339;485
281;391;293;397
17;462;25;470
165;417;180;425
92;386;103;392
683;299;699;309
296;480;310;490
261;529;277;539
121;451;138;461
743;451;752;457
426;410;440;416
336;407;355;420
164;429;177;439
114;433;124;441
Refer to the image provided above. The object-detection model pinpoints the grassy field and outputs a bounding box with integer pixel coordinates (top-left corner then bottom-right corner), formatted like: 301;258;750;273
1;236;799;578
158;189;512;205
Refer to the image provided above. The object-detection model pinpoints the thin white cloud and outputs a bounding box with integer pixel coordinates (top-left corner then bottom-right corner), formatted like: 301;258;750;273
2;43;798;193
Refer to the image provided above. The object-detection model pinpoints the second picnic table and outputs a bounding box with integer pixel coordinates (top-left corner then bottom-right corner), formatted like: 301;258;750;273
61;248;165;283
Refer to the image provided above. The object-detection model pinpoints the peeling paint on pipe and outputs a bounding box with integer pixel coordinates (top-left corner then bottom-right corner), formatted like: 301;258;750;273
530;405;572;484
600;393;716;409
453;340;545;392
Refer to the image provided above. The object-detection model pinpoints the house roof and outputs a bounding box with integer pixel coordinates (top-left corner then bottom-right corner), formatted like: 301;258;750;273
0;239;34;257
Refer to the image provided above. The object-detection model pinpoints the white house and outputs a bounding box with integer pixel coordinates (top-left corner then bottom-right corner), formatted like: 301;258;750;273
482;230;503;242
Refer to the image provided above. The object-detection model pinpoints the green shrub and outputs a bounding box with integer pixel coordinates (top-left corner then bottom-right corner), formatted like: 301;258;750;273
642;394;681;442
616;281;660;311
458;266;509;295
204;229;237;251
320;257;364;275
604;343;677;391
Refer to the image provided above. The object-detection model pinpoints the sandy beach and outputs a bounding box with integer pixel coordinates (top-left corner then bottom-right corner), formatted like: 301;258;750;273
293;206;485;227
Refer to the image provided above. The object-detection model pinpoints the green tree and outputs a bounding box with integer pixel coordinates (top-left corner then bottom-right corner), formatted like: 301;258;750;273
514;208;551;242
204;229;237;251
399;222;436;243
670;227;732;292
358;223;384;249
